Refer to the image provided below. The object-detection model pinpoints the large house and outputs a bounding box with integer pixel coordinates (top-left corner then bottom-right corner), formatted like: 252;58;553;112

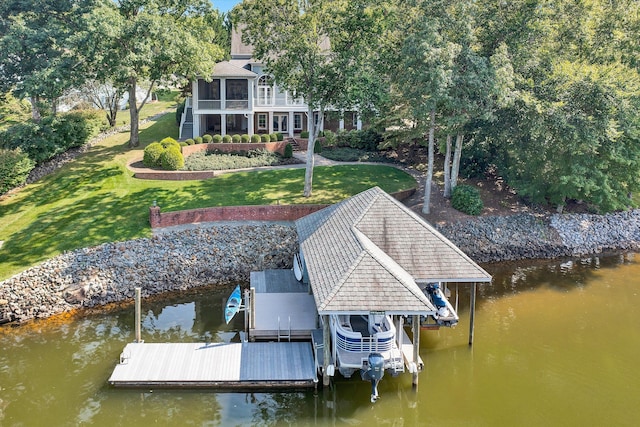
179;29;363;140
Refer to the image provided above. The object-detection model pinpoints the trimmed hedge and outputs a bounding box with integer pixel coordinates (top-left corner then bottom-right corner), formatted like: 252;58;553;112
232;134;241;143
241;134;250;143
261;134;270;143
160;146;184;170
143;142;164;168
194;136;203;144
0;148;35;195
212;134;223;143
203;134;213;144
222;134;232;143
184;138;195;145
250;134;261;143
300;131;309;138
451;184;484;215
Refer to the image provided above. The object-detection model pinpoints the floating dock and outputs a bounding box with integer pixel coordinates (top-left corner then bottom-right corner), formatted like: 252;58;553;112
108;341;317;389
249;269;318;340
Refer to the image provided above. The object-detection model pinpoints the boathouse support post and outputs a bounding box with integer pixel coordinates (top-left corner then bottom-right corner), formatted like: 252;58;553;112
322;315;331;387
469;282;476;346
135;287;141;343
412;314;420;388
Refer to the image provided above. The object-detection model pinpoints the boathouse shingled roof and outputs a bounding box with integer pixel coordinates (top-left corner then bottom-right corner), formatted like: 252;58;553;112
295;187;492;315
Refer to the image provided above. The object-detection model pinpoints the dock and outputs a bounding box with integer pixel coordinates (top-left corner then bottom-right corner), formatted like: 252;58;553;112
249;269;318;340
109;341;317;389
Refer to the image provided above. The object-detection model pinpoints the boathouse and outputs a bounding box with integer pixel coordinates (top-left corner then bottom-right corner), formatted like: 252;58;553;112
109;186;492;390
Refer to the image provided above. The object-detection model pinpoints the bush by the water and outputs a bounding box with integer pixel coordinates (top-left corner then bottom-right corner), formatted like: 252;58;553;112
451;184;484;215
0;110;107;165
0;148;35;195
183;149;294;171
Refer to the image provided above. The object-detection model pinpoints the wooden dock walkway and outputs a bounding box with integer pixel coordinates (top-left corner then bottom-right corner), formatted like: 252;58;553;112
109;341;317;389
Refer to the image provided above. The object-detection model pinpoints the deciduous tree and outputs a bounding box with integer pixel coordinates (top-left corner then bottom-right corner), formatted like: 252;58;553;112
235;0;388;197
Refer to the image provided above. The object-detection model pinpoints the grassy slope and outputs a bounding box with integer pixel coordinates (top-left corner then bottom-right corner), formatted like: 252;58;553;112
0;106;416;281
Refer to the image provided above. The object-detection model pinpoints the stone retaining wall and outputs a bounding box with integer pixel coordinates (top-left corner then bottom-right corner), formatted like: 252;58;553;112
2;204;640;325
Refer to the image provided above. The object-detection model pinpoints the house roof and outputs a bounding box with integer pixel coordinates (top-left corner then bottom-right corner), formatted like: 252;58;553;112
211;61;257;78
295;187;492;315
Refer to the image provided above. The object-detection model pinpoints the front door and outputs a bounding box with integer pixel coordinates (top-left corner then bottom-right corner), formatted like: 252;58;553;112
273;114;288;133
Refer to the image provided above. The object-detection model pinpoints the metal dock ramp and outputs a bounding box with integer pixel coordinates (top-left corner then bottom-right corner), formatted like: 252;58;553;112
109;341;317;389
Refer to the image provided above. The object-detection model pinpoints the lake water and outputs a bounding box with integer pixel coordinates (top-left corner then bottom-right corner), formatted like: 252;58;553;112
1;254;639;426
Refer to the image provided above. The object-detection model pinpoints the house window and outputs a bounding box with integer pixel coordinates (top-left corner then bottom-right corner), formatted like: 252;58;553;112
225;79;248;100
257;113;267;130
257;75;273;106
294;113;302;130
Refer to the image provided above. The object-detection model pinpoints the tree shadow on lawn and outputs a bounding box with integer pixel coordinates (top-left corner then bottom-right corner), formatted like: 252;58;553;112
0;186;177;275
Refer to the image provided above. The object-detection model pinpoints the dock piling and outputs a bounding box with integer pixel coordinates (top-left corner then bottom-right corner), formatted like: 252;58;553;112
135;287;141;343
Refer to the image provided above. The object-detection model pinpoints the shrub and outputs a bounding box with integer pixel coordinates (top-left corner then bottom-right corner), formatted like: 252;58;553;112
0;111;105;165
179;142;187;147
313;139;322;154
269;133;278;142
300;130;309;138
322;130;335;146
143;142;164;168
241;134;250;143
202;134;213;144
451;184;484;215
212;134;223;143
0;148;35;195
250;134;261;143
194;136;203;144
160;146;184;170
160;137;180;152
261;134;271;142
283;143;293;159
185;138;195;145
232;134;241;143
183;149;283;171
276;132;284;141
222;134;232;143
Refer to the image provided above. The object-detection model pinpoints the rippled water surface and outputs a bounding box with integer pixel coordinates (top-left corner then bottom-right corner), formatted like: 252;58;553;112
1;254;639;426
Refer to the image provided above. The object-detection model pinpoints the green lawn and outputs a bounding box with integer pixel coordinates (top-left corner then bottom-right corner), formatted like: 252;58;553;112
0;111;416;281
